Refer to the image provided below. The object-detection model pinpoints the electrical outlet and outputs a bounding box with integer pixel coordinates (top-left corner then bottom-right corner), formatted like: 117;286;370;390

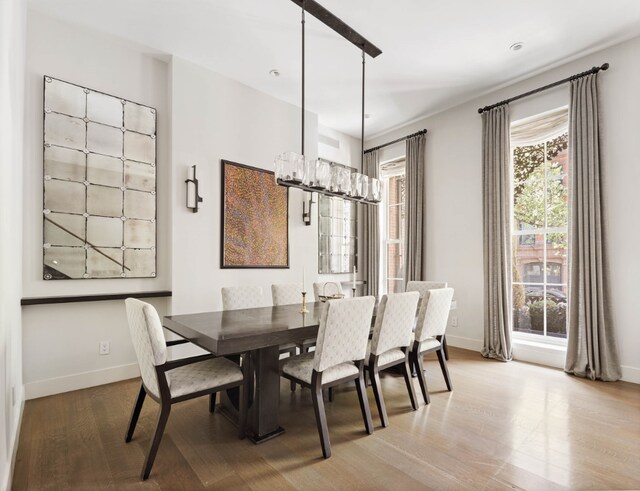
451;316;458;327
99;341;110;355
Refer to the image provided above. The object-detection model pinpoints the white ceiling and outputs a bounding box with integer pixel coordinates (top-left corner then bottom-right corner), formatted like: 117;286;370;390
29;0;640;138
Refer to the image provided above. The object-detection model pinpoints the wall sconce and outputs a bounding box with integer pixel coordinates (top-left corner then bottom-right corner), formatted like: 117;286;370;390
185;165;203;213
302;191;315;226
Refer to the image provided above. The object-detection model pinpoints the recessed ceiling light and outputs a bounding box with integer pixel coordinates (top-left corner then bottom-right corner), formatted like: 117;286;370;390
510;42;524;52
269;69;280;77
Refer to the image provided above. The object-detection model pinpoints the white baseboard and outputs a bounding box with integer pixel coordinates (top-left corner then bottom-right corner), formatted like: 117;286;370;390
25;363;140;400
446;335;483;352
621;365;640;384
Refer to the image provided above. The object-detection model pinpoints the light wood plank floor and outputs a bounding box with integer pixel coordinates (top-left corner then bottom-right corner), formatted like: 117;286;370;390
12;348;640;490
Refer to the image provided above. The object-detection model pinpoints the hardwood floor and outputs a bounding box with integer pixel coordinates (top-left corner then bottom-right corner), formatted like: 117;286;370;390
12;348;640;490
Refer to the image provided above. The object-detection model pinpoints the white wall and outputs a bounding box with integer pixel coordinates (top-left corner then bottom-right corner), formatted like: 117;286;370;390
170;57;319;314
21;11;332;398
22;11;172;399
0;0;26;487
366;36;640;382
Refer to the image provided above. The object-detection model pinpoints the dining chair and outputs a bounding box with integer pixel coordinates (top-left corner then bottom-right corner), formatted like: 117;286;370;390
365;291;420;427
409;287;454;405
406;281;450;359
280;296;376;458
271;283;301;306
124;298;248;480
221;285;264;310
312;281;344;301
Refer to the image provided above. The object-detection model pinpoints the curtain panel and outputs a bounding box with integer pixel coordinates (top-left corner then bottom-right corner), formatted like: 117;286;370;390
404;133;426;287
362;150;380;296
481;105;513;362
565;73;621;381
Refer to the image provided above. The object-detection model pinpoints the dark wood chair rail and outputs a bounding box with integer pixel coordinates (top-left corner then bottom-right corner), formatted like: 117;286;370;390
20;290;172;306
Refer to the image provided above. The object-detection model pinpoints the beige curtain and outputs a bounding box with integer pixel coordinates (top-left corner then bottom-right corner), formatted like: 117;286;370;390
481;105;513;362
362;150;380;296
404;134;426;287
565;73;621;381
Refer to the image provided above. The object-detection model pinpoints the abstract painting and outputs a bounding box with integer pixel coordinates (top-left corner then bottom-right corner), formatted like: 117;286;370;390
221;160;289;268
42;76;157;279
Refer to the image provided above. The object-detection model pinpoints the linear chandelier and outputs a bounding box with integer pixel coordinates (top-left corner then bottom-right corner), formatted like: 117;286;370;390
274;0;383;204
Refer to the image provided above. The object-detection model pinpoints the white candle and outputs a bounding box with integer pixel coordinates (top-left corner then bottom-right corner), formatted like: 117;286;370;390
302;266;305;293
353;265;357;290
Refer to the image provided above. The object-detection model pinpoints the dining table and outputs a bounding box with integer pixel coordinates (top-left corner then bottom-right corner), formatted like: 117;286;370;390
163;301;327;443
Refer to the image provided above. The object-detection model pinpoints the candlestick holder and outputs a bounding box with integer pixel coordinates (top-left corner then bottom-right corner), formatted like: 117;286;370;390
352;287;357;298
300;291;309;313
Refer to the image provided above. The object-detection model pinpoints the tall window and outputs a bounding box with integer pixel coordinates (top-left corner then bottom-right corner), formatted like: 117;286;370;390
512;108;569;340
381;159;405;293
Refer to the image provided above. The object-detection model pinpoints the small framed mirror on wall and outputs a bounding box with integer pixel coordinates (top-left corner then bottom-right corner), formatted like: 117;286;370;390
317;160;357;274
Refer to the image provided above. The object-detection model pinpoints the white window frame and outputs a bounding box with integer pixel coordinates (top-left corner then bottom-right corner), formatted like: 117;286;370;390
511;118;569;346
380;159;406;294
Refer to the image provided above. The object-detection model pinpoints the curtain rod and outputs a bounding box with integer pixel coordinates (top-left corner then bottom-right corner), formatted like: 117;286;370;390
478;63;609;114
364;129;427;154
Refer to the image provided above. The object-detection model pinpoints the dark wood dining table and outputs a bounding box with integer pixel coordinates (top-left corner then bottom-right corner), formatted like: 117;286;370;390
163;301;327;443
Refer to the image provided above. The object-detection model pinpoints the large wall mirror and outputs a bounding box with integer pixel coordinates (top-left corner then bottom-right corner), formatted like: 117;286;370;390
42;76;157;280
318;160;357;274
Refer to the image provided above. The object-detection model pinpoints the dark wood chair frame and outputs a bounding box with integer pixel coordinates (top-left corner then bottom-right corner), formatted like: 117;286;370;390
125;339;249;480
409;334;452;405
365;347;418;427
280;360;373;458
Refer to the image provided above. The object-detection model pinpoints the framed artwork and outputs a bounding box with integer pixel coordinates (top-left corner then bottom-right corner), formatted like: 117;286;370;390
42;76;157;280
221;160;289;268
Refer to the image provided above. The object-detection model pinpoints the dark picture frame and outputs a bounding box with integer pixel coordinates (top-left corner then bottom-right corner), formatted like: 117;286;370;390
220;160;289;269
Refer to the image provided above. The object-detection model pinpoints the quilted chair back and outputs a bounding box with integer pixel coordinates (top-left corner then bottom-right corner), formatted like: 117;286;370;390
406;281;447;301
271;284;301;306
370;292;420;356
125;298;167;398
414;288;454;342
222;286;263;310
313;296;375;373
313;281;343;301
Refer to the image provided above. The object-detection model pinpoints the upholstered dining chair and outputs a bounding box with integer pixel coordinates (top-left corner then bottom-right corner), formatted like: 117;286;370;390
312;281;344;301
365;291;420;427
271;283;301;306
221;285;264;310
124;298;248;480
271;283;318;354
280;296;376;458
409;287;454;405
406;281;450;359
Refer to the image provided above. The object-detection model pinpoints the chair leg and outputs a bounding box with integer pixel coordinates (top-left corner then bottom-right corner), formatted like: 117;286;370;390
401;358;419;411
355;373;374;435
311;384;331;458
412;351;430;405
442;335;450;360
141;401;171;480
289;347;297;392
369;365;388;428
209;392;217;413
125;383;146;443
436;348;453;391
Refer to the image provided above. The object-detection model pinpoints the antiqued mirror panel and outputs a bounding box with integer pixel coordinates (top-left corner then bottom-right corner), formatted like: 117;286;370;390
43;76;157;279
317;160;357;274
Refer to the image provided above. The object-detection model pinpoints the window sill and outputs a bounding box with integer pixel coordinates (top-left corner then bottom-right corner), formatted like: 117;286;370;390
512;337;566;369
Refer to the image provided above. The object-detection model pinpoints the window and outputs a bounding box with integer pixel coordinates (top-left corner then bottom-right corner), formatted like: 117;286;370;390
511;107;569;340
380;159;406;293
